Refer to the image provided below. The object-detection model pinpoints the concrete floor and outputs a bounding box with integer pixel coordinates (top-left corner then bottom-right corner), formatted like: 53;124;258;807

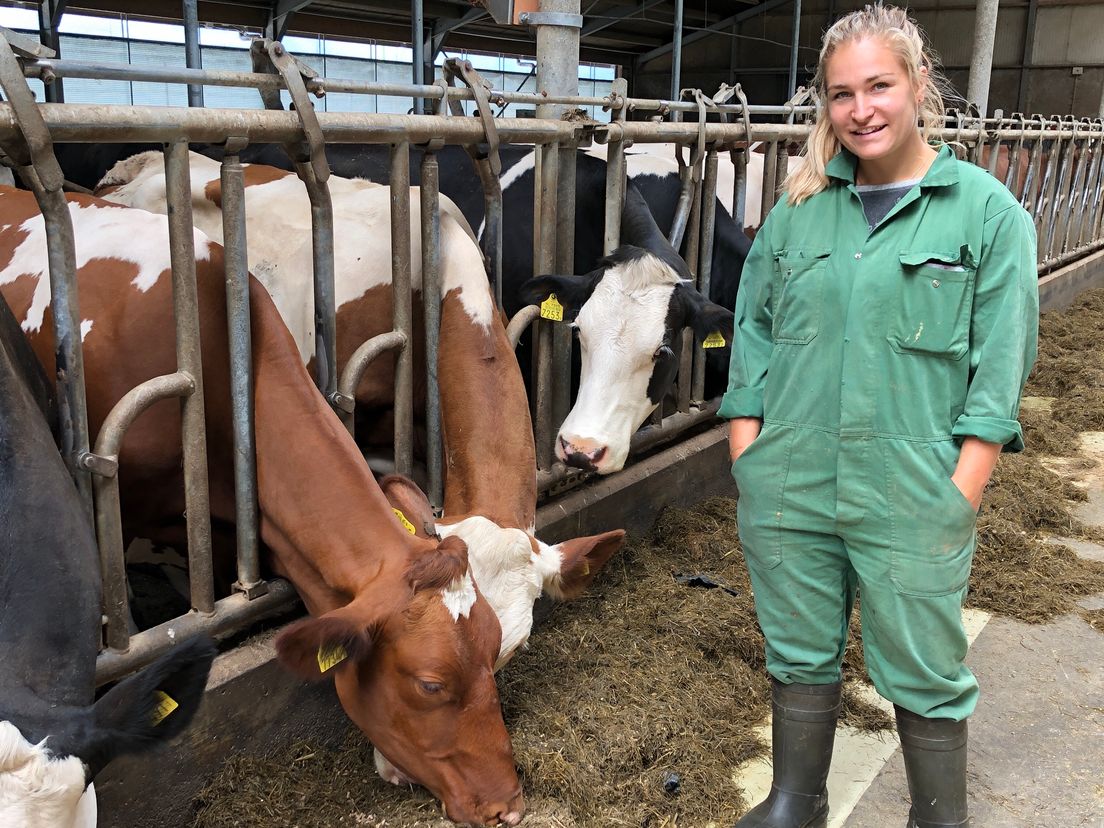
735;433;1104;828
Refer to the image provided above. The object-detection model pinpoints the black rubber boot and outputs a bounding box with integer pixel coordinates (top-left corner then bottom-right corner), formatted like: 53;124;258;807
894;705;971;828
733;679;841;828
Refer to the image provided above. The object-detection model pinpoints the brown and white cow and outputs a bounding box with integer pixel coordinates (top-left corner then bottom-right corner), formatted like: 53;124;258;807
97;150;625;674
0;187;523;826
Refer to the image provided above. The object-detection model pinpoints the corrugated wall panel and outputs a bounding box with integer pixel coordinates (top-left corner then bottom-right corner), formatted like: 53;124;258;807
1033;6;1073;65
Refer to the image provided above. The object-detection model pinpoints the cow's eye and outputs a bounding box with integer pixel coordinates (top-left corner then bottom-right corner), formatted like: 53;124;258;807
653;345;674;361
417;679;445;695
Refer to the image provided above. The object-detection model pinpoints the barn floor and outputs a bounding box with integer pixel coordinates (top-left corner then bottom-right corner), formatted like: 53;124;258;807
760;431;1104;828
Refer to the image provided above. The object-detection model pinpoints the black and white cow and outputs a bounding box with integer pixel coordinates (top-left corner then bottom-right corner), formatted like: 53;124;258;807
0;294;215;828
518;185;733;473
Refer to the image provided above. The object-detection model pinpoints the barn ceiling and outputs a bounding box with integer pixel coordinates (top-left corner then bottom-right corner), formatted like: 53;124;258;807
48;0;773;67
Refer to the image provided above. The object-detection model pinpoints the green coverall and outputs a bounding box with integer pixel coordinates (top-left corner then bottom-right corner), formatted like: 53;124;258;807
720;144;1039;720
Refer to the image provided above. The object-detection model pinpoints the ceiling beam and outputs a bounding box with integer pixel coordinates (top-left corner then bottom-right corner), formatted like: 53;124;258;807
635;0;796;66
581;0;665;37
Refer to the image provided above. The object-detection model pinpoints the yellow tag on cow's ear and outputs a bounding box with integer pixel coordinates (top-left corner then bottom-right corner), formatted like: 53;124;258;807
702;331;727;349
317;644;348;674
151;690;178;726
540;293;564;322
392;508;417;535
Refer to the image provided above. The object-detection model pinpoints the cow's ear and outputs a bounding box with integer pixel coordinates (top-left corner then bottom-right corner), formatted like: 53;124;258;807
275;602;380;681
542;529;625;600
681;285;734;343
518;271;601;319
378;474;436;537
63;635;216;777
406;535;469;592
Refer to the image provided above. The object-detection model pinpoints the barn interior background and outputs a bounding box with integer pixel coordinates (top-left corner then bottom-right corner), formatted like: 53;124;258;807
1;0;1103;825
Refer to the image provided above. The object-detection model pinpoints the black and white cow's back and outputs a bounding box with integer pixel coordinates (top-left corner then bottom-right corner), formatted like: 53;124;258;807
0;289;215;828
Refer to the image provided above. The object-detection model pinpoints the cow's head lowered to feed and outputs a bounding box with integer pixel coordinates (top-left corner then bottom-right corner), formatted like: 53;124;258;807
274;480;524;828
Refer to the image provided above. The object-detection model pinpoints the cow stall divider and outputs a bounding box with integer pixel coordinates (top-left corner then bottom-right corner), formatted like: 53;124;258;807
0;35;1101;685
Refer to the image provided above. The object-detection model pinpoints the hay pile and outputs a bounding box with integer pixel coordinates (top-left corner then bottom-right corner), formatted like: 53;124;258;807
192;290;1104;827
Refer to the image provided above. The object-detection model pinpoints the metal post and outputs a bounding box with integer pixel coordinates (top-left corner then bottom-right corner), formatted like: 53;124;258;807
533;142;559;471
787;0;802;99
164;141;215;615
604;78;629;255
1017;0;1038;113
219;151;266;599
390;143;414;477
553;139;576;432
420;150;443;510
37;0;64;103
183;0;204;108
967;0;1000;117
412;0;425;115
671;0;684;106
692;149;718;403
534;0;581;122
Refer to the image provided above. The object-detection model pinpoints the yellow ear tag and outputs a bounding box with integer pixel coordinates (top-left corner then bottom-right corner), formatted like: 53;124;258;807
317;644;348;674
540;293;564;322
151;690;178;726
702;331;727;349
392;508;417;535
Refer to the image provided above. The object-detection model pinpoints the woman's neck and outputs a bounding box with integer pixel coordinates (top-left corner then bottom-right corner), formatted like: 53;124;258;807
856;139;937;186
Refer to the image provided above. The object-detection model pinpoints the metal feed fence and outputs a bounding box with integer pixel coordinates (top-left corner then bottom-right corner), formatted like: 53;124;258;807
0;30;1098;684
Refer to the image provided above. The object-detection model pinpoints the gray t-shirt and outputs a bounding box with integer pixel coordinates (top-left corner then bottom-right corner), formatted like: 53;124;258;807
855;177;922;229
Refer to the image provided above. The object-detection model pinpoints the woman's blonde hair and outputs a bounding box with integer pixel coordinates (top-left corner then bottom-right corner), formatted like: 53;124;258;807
784;4;950;205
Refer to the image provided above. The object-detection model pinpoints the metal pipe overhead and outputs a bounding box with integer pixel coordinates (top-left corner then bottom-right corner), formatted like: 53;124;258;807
967;0;1000;117
412;0;425;115
670;0;684;108
183;0;204;107
787;0;802;99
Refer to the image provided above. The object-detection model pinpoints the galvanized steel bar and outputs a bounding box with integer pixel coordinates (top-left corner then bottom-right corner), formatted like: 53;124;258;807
1061;133;1091;255
732;147;748;231
506;305;541;350
219;153;266;599
164;141;215;616
553;140;577;433
334;331;408;435
96;578;299;685
534;143;559;471
692;149;719;403
676;162;702;415
91;371;196;651
412;0;425;115
0;104;580;146
420;150;444;511
671;0;684;105
183;0;204;108
21;58;614;109
293;162;338;402
92;372;193;647
390;143;415;477
761;140;779;220
603;79;629;255
967;0;1000;117
787;0;802;98
0;34;92;513
1044;129;1076;259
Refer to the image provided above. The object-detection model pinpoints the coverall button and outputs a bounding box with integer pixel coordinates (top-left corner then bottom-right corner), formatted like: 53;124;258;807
854;252;862;259
932;278;941;287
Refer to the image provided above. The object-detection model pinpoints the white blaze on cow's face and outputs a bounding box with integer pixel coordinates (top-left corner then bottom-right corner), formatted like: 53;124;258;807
0;722;96;828
557;252;684;474
436;517;564;670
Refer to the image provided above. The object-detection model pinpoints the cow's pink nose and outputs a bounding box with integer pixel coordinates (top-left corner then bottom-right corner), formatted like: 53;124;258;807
558;435;608;471
487;790;524;826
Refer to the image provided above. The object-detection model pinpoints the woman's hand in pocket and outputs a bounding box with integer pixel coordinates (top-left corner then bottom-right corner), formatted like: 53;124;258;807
729;417;763;462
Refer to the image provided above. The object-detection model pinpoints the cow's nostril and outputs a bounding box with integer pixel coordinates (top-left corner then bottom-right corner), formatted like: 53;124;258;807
591;446;607;463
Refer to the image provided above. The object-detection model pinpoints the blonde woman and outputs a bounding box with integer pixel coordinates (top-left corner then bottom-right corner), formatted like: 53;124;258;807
722;6;1039;827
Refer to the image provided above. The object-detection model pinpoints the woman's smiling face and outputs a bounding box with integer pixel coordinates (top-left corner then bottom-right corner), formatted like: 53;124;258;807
825;37;924;173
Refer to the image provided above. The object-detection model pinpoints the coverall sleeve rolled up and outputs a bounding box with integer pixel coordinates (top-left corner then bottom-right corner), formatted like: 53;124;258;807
719;212;778;420
951;203;1039;452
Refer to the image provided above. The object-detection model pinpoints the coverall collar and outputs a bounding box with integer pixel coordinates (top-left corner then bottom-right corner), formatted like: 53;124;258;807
825;143;960;189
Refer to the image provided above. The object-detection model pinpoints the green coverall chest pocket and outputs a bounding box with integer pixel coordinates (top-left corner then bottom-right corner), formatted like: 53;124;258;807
888;250;975;360
772;249;831;345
